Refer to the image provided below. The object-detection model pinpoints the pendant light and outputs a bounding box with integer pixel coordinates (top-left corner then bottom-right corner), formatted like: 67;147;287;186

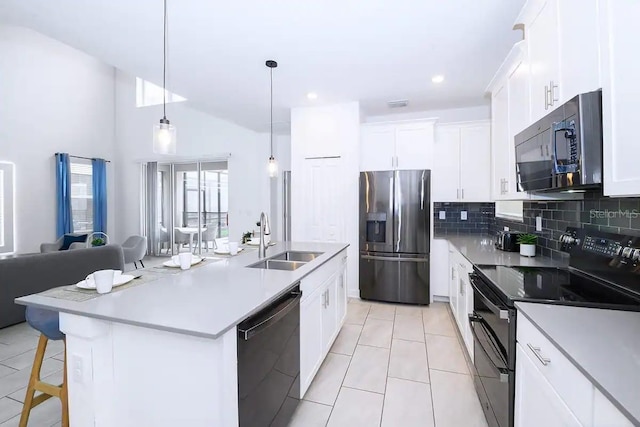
153;0;176;154
266;60;278;178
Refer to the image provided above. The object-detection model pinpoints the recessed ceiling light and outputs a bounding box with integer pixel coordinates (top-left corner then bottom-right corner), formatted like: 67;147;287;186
307;92;318;100
431;75;445;84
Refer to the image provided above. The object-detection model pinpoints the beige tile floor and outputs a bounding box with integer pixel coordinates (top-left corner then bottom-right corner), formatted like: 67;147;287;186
0;297;487;427
291;299;488;427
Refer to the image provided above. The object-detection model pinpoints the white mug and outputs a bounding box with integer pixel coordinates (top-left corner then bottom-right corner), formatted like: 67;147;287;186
179;252;192;270
228;241;239;255
89;269;115;294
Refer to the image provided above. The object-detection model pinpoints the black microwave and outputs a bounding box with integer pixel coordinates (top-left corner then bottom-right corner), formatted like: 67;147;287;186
514;90;602;192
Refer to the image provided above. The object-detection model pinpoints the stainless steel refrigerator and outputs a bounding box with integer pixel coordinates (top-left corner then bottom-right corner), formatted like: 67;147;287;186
359;170;431;305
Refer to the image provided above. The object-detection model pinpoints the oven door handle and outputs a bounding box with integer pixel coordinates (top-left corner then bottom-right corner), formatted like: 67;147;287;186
468;274;510;321
469;315;510;383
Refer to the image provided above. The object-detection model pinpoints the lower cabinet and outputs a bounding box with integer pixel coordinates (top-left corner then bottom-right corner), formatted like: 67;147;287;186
516;311;635;427
300;252;348;396
447;244;474;359
515;344;582;427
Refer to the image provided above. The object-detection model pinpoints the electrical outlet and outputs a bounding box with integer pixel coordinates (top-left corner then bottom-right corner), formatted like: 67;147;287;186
536;216;543;231
439;211;446;220
461;211;467;221
504;226;510;231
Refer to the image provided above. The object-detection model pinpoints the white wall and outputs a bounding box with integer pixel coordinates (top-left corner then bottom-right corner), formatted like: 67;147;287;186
364;104;491;124
0;26;117;253
113;71;270;244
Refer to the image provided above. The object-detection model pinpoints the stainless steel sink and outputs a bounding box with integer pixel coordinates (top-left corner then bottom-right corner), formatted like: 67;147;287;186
248;259;308;271
270;251;324;262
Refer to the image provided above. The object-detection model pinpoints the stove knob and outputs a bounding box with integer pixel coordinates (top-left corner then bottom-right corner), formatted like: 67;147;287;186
616;246;625;256
622;247;634;258
633;249;640;261
559;235;567;243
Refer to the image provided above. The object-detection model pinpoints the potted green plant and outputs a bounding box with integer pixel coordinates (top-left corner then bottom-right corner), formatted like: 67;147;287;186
91;237;105;247
517;233;538;257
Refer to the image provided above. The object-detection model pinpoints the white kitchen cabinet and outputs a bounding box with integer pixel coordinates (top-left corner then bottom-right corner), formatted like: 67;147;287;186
592;388;634;427
429;239;450;301
321;274;338;354
459;124;492;202
491;80;510;200
433;121;491;202
600;0;640;196
558;0;601;100
300;285;324;396
448;246;458;316
360;124;396;171
300;250;348;396
360;120;435;171
514;344;582;427
336;257;348;324
433;126;461;202
526;0;562;122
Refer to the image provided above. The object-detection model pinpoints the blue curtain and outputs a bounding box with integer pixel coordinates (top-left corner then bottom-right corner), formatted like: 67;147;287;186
55;153;73;237
92;158;107;233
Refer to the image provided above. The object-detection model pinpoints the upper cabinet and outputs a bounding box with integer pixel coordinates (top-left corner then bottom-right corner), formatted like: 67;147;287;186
433;121;491;203
519;0;601;123
526;0;561;122
600;0;640;196
360;120;435;171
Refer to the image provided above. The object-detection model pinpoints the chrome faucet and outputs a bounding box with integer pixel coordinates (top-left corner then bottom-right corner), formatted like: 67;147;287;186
258;212;271;258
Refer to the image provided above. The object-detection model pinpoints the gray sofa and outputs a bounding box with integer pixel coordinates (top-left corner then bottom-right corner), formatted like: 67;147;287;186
0;245;125;329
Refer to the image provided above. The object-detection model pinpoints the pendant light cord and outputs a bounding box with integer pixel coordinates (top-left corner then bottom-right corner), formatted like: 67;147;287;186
270;66;273;156
163;0;167;119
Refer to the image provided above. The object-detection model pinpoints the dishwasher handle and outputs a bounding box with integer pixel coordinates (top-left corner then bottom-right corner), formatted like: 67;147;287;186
238;287;302;341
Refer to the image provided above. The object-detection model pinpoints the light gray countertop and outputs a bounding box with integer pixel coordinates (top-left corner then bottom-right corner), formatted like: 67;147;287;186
436;234;568;268
516;302;640;426
16;242;349;340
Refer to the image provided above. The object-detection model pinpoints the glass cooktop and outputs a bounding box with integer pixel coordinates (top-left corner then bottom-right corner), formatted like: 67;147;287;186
476;265;640;309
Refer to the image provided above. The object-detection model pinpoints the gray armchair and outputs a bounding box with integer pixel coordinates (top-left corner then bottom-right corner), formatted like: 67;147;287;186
121;235;148;269
40;233;88;253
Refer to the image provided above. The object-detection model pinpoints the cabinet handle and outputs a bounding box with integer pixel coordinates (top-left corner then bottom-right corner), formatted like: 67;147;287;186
457;188;460;199
504;180;508;194
550;80;558;105
451;267;455;280
527;343;551;366
461;188;464;199
545;145;550;156
544;85;549;110
540;145;544;156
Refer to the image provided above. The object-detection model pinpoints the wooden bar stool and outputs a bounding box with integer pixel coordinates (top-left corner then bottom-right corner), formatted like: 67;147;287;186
19;307;68;427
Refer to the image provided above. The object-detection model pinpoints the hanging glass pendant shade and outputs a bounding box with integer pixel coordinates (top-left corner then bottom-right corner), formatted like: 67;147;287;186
153;0;176;154
153;117;176;154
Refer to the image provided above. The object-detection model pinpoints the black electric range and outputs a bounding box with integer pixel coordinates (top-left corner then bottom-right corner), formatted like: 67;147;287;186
467;227;640;427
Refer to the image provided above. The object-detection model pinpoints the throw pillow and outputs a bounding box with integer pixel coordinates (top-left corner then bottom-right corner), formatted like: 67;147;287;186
59;234;87;251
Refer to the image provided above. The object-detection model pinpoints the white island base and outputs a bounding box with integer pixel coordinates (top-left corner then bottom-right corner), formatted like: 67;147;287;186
60;313;239;427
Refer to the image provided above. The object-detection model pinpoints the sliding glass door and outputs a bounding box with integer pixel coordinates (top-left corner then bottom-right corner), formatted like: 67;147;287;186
144;160;228;257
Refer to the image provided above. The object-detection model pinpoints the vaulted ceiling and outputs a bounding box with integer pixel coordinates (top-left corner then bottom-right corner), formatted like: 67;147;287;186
0;0;524;131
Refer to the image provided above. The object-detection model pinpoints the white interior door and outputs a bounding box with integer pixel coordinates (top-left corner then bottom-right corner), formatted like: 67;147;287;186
459;123;491;202
303;157;343;242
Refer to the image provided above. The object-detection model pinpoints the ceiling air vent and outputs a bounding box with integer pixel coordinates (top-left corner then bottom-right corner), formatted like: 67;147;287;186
387;99;409;109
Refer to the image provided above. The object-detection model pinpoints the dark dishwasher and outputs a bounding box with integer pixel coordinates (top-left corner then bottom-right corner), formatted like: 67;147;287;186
237;285;301;427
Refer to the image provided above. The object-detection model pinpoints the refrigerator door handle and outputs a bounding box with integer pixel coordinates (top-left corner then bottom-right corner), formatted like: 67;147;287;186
394;170;402;252
361;254;429;263
420;172;425;210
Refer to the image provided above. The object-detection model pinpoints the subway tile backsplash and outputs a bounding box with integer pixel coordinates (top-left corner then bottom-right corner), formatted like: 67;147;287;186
433;202;495;235
491;191;640;260
434;192;640;261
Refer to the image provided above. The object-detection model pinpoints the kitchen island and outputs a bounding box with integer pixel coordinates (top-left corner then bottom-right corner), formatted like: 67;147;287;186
16;241;349;427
